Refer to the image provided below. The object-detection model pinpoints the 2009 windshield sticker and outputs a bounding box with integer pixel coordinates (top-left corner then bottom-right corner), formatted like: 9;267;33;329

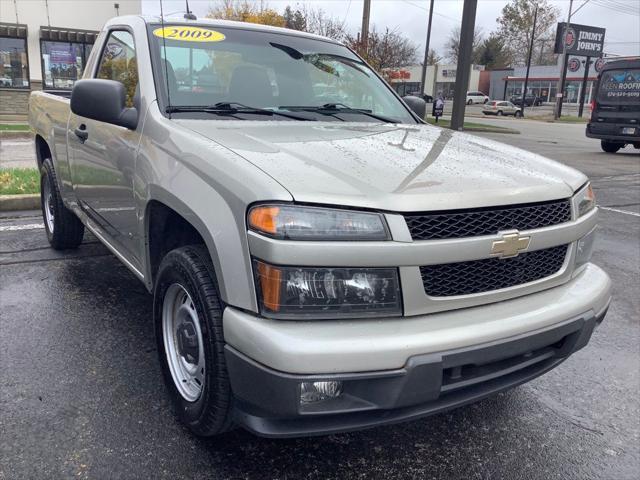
153;26;225;42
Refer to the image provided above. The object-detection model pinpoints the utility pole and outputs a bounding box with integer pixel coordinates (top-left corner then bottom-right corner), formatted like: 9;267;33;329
554;0;574;119
450;0;478;131
578;57;591;117
520;4;538;115
360;0;371;57
420;0;435;96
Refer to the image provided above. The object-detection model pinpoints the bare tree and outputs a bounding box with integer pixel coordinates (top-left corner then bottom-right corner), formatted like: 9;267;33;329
496;0;560;66
346;27;418;71
426;49;443;66
445;26;484;64
303;6;346;41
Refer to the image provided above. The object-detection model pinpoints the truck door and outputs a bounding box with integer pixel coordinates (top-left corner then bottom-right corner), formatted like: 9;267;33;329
68;29;141;263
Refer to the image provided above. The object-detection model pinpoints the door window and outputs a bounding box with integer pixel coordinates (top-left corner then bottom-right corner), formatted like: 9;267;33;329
96;30;138;107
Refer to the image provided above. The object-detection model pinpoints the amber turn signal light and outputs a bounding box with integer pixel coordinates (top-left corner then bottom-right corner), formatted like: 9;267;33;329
248;206;280;235
256;261;282;311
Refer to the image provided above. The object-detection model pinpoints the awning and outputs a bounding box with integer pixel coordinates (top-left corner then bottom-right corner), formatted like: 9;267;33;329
0;22;28;39
40;26;98;44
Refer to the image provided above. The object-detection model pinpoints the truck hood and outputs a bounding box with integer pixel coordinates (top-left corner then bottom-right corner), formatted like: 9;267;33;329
176;121;587;211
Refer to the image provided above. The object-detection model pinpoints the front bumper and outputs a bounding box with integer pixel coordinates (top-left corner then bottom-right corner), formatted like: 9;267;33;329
227;305;608;438
223;264;611;437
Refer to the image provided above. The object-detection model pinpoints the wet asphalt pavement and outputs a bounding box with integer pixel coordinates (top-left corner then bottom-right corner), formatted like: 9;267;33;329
1;122;639;479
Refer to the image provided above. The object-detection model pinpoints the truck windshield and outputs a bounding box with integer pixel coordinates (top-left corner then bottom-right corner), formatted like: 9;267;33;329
597;69;640;105
148;24;415;123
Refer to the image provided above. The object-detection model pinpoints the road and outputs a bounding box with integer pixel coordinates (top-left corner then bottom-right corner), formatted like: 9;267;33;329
1;120;638;480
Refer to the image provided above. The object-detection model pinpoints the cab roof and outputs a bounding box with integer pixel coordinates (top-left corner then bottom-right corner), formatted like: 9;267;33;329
109;14;343;46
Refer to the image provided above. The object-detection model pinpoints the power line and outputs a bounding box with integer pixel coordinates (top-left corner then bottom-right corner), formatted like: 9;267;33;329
400;0;459;24
591;0;640;16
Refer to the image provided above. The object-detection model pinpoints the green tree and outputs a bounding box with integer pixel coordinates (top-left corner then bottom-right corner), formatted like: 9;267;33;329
496;0;560;66
476;34;511;69
283;5;306;31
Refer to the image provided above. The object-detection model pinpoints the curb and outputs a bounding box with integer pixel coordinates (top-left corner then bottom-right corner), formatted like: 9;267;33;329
0;194;40;211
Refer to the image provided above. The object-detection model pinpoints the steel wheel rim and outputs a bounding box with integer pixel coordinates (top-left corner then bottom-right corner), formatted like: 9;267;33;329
42;176;55;233
162;283;206;402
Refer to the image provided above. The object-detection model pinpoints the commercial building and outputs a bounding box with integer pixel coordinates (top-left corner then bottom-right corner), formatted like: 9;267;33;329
0;0;141;119
386;63;485;99
502;56;601;104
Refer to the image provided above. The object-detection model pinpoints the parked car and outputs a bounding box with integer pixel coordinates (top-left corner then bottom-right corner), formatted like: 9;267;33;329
408;91;434;103
483;100;523;117
510;94;543;107
466;91;490;104
29;15;610;439
586;57;640;153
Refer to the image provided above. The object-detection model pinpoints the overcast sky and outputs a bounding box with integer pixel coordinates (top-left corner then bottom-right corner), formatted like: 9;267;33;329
142;0;640;59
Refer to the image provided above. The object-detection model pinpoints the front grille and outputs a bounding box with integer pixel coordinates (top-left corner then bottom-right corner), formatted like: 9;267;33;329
405;199;571;240
420;245;568;297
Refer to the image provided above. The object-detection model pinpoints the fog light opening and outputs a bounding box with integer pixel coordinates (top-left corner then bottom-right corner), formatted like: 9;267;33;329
300;381;343;404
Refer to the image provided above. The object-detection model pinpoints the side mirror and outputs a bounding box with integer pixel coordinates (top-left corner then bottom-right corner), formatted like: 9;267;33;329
402;95;427;119
71;79;138;130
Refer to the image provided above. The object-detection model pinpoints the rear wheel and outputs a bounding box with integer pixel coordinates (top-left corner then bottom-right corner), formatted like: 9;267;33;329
40;158;84;249
497;110;503;116
467;99;473;105
154;245;233;436
601;140;622;153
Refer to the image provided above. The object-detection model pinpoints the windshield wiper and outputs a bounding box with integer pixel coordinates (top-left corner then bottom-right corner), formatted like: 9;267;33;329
166;103;313;121
280;103;397;123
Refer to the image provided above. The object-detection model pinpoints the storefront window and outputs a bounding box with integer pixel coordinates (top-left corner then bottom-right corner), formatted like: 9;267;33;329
0;36;29;88
41;40;92;90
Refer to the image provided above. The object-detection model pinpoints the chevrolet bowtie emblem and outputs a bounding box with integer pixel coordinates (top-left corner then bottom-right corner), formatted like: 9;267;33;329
491;230;531;258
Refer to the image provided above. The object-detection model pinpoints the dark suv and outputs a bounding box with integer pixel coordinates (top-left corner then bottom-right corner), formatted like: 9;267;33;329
586;57;640;153
510;94;543;107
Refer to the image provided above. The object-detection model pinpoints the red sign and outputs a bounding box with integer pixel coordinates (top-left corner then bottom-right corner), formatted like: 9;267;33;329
388;70;411;80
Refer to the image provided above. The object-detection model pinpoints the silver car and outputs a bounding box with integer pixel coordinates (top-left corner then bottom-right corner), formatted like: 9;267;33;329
483;100;523;117
29;15;610;438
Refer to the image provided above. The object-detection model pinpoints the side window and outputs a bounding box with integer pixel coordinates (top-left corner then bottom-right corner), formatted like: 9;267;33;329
96;30;138;107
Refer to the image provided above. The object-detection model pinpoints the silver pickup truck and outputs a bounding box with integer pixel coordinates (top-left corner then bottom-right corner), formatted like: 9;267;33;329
29;15;611;438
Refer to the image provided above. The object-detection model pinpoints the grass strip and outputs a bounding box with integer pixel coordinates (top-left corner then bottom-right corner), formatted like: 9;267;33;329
0;168;40;195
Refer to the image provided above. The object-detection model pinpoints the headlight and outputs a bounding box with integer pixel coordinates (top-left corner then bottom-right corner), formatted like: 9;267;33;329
575;226;597;270
248;204;390;241
253;260;402;319
574;183;596;218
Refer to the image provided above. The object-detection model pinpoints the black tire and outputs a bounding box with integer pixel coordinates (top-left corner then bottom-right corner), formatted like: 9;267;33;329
40;158;84;249
484;98;489;104
497;110;503;116
154;245;233;437
601;140;622;153
467;99;473;105
515;110;523;118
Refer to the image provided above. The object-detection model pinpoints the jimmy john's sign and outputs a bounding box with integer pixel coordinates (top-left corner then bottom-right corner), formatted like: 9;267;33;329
554;22;606;57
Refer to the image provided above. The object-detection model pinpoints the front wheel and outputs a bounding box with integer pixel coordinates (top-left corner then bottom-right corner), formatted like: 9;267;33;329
515;111;523;118
154;245;233;437
40;158;84;249
467;99;473;105
601;140;622;153
497;110;503;116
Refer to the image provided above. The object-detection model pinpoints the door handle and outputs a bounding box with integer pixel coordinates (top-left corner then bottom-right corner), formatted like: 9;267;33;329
74;124;88;143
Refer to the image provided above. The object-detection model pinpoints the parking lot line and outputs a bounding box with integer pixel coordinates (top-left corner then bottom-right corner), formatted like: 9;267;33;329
0;223;44;232
600;206;640;217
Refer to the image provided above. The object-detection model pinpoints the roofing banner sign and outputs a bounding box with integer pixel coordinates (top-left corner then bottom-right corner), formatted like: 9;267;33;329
554;22;606;57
